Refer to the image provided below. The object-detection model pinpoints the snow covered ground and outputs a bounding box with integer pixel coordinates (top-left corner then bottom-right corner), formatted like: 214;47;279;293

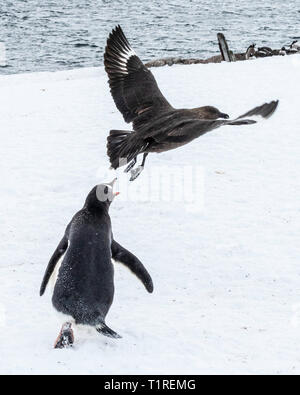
0;55;300;375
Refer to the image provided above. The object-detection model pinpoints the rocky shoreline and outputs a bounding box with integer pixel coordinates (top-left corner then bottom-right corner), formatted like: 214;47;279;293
146;35;300;68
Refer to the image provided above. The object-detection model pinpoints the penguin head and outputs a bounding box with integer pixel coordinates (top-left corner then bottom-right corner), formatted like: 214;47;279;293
85;179;120;210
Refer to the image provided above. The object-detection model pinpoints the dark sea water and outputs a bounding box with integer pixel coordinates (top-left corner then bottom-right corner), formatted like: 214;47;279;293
0;0;299;75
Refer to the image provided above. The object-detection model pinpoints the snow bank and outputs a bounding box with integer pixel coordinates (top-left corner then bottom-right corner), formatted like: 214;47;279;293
0;55;300;374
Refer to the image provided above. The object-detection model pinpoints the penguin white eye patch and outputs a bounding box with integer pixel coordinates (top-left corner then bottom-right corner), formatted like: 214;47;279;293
96;184;113;202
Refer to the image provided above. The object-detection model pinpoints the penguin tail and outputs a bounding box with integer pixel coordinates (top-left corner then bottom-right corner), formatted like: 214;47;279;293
96;323;122;339
107;130;147;170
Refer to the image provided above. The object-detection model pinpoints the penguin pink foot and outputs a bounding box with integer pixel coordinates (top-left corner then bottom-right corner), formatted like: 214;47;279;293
54;322;74;349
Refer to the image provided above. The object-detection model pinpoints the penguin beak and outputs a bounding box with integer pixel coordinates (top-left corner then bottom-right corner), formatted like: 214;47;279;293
109;178;117;187
108;178;120;197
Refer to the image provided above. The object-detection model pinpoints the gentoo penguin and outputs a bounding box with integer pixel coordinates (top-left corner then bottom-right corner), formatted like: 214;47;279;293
256;47;273;57
279;47;287;56
104;25;279;181
245;44;256;60
283;41;300;54
291;40;300;51
40;180;153;348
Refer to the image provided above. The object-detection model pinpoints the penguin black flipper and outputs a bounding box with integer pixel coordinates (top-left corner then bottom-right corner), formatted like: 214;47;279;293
111;240;154;293
40;235;69;296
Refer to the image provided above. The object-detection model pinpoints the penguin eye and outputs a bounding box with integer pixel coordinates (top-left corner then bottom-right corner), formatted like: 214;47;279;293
104;186;108;195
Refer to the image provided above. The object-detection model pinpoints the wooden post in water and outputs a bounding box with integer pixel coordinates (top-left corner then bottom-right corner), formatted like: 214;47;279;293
217;33;234;62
